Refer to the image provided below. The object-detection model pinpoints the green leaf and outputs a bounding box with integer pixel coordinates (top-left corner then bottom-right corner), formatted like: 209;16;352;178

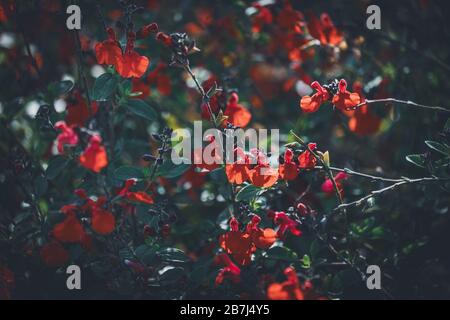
159;267;185;284
48;80;74;96
46;156;69;180
425;140;449;156
123;100;157;121
156;161;190;178
135;245;158;264
114;166;146;181
92;73;119;101
158;248;189;263
235;184;265;201
34;175;48;197
406;154;426;168
265;246;298;262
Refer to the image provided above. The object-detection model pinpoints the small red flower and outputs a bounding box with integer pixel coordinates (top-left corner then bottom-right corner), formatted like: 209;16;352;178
251;3;273;33
298;143;317;169
131;78;151;99
54;121;78;154
272;211;302;239
279;148;298;181
53;205;86;243
300;81;329;113
267;267;304;300
224;93;252;128
65;91;98;127
225;148;251;185
246;215;277;249
219;217;255;266
91;207;115;235
136;22;159;39
40;241;70;267
156;32;173;46
96;29;149;79
215;253;241;286
321;171;347;196
95;27;122;66
118;179;154;205
348;81;381;136
147;62;172;96
0;265;14;300
79;135;108;173
307;12;343;46
331;79;361;112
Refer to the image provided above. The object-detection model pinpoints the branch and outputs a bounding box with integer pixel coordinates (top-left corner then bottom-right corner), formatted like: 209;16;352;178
334;176;447;211
349;98;450;113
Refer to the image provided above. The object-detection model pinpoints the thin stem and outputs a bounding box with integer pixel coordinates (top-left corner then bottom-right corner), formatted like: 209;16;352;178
350;98;450;113
315;166;404;183
334;176;447;211
73;30;93;117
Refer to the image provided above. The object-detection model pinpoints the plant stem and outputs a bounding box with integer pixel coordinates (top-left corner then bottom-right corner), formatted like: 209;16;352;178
351;98;450;113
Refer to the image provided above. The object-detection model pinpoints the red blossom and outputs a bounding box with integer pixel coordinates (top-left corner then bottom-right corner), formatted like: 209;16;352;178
54;121;78;154
136;22;159;39
251;3;273;33
118;179;154;205
215;253;241;286
272;211;302;239
279;148;298;181
300;81;329;113
224;93;252;128
65;91;98;127
348;81;381;136
79;135;108;173
298;143;317;169
219;217;255;266
267;267;304;300
95;27;122;66
53;205;86;243
225;148;251;185
40;241;70;267
331;79;361;111
321;171;347;196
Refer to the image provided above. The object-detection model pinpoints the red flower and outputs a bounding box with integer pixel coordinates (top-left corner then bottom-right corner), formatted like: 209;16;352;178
131;78;151;99
276;1;305;33
53;205;86;243
348;81;381;136
332;79;361;111
251;3;273;33
246;215;277;249
136;22;158;39
250;164;279;188
65;91;98;127
156;32;173;46
96;29;149;79
225;148;251;185
321;171;347;196
219;217;255;266
307;12;343;46
54;121;78;154
0;265;14;300
95;27;122;66
215;253;241;286
147;63;172;96
298;143;317;169
91;207;115;235
224;93;252;128
279;148;298;181
40;241;70;267
79;135;108;173
118;179;154;205
300;81;329;113
272;211;301;239
193;135;222;172
267;267;304;300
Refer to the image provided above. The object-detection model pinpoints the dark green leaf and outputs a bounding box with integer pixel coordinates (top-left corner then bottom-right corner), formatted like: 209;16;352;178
46;156;69;180
156;161;190;178
406;154;425;168
34;175;48;197
123;100;157;121
114;166;145;181
48;80;74;96
92;73;119;101
425;140;449;156
159;248;189;263
235;184;264;201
